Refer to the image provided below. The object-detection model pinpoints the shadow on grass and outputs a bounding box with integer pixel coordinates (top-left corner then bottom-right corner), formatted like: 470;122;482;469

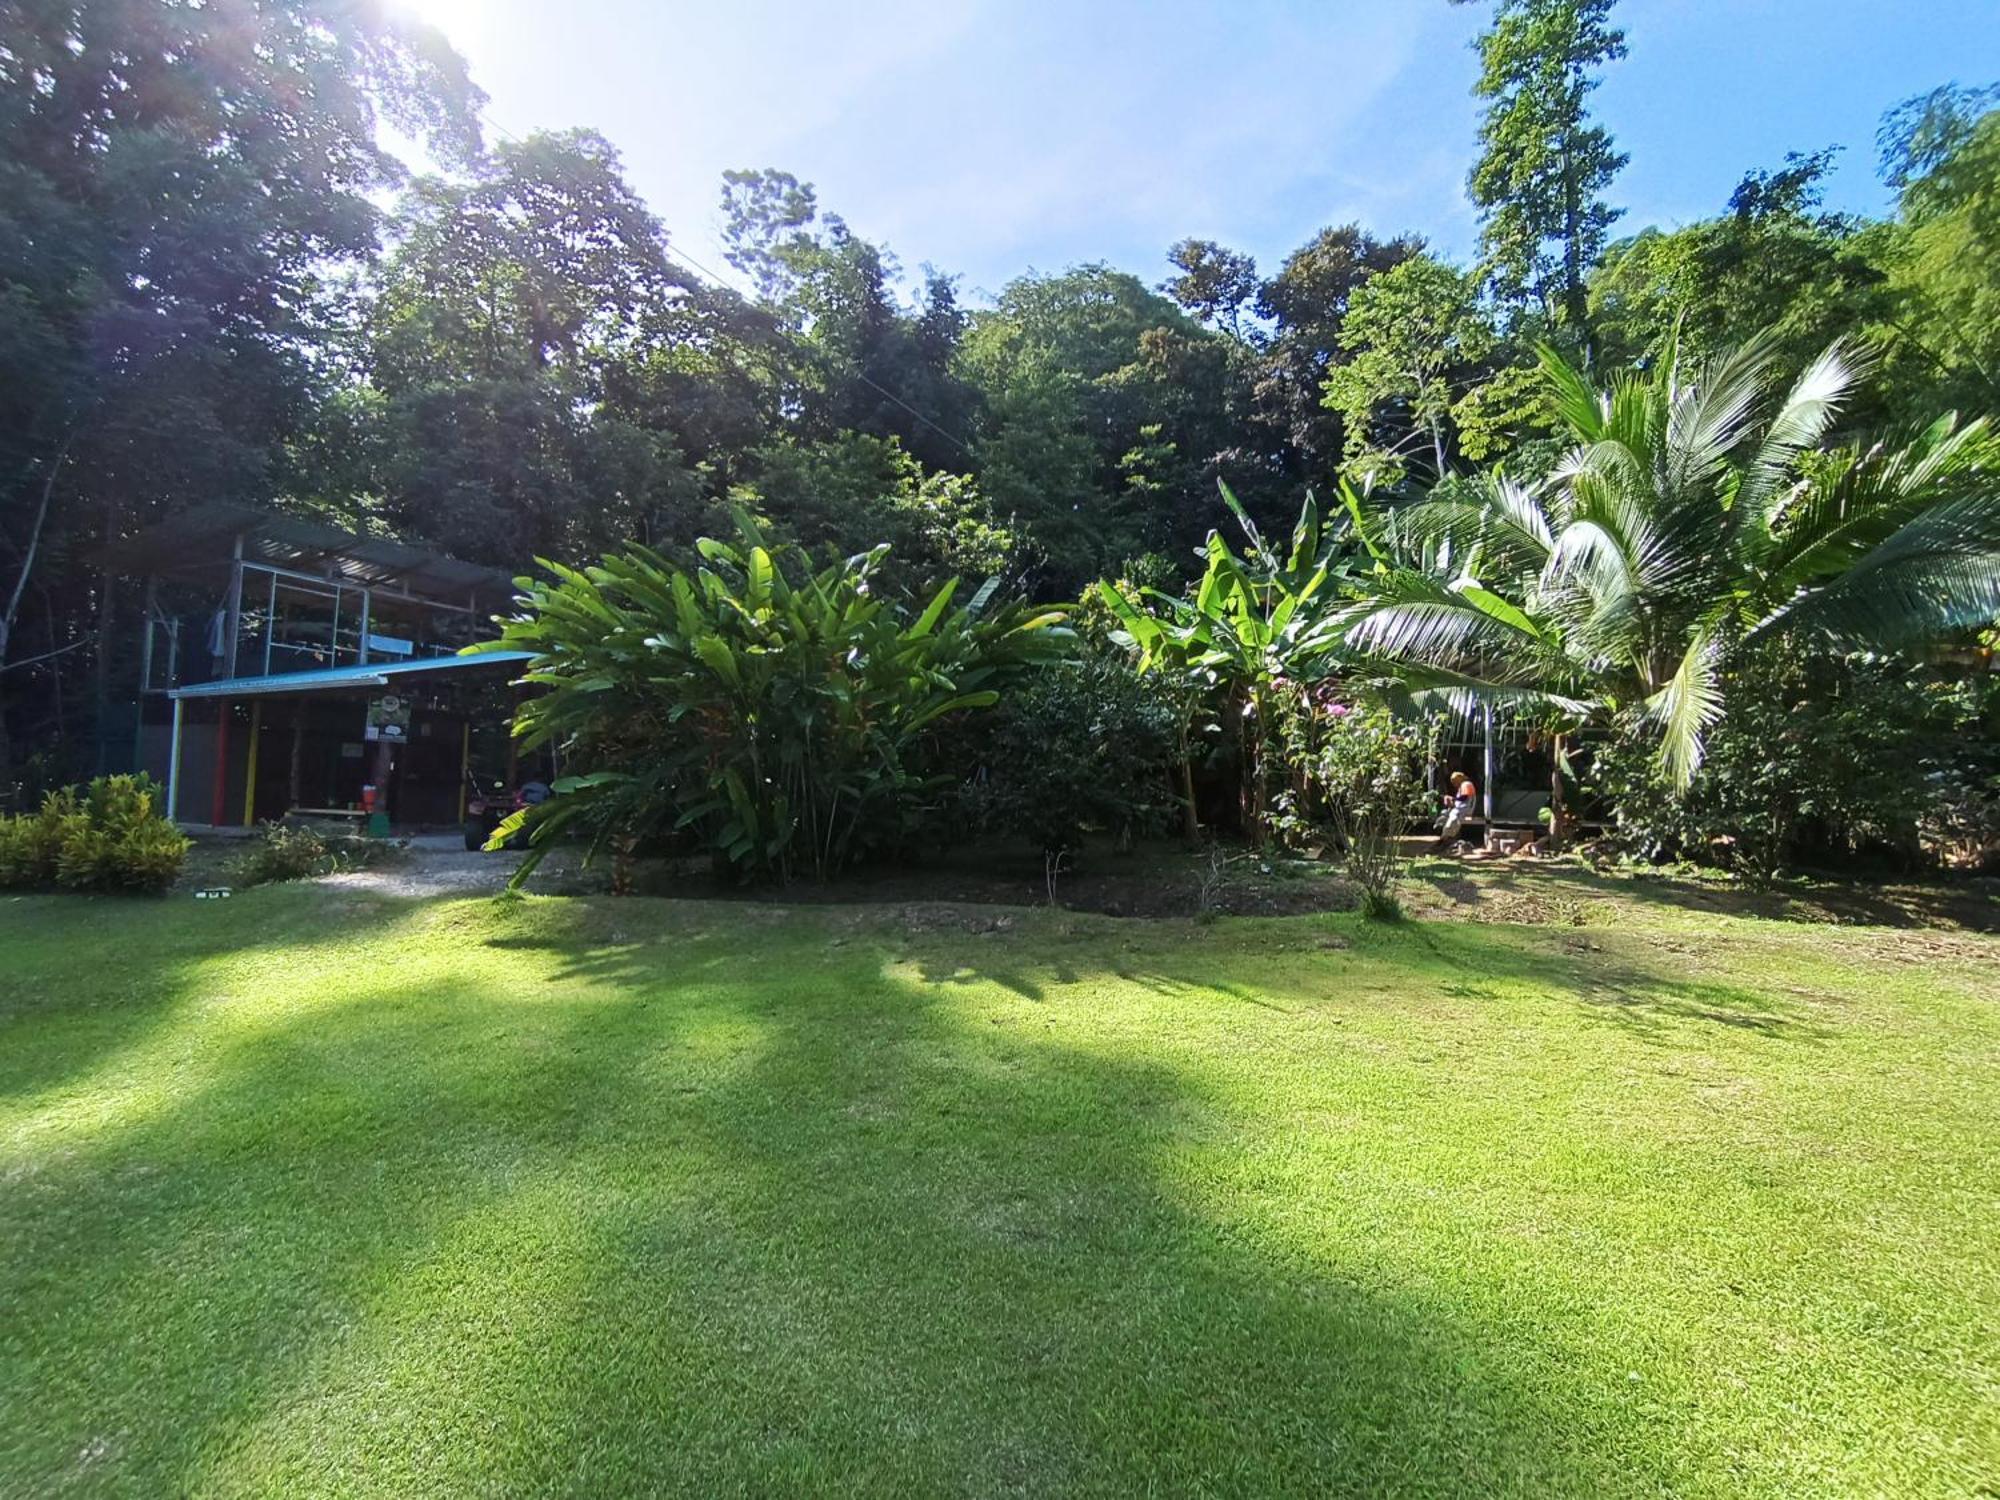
0;887;431;1107
1407;857;2000;933
0;899;1704;1497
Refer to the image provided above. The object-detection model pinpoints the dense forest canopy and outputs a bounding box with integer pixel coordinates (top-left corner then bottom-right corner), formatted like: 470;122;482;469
2;0;1998;792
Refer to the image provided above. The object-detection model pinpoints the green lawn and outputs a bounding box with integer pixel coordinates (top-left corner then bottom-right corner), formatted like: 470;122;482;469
1;885;1995;1497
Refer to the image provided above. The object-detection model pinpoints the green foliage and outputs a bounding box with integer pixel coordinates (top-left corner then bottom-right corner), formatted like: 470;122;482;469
739;433;1023;587
478;516;1071;885
961;657;1183;858
1590;150;1898;387
1588;652;2000;879
1343;334;2000;788
1322;255;1504;483
0;776;186;894
1095;485;1349;842
961;265;1246;584
1458;0;1628;348
1272;697;1437;918
1880;93;2000;417
1163;239;1260;334
237;822;402;887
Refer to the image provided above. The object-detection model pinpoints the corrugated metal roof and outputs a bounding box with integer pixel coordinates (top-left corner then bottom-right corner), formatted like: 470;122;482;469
96;502;520;606
169;651;536;700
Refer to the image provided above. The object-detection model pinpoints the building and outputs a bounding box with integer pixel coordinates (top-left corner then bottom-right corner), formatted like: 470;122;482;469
99;504;538;832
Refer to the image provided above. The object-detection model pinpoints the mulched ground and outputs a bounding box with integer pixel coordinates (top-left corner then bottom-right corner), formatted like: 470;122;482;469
176;831;1999;933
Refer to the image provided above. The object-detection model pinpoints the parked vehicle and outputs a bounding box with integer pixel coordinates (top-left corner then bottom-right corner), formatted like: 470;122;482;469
463;775;550;851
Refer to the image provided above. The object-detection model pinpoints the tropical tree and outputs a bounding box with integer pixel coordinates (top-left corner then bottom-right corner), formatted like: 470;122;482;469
1455;0;1629;355
1340;334;2000;796
1094;486;1347;843
1322;254;1502;484
474;515;1069;887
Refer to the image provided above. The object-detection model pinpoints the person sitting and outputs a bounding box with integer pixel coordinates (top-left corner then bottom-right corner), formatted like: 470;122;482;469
1433;771;1478;852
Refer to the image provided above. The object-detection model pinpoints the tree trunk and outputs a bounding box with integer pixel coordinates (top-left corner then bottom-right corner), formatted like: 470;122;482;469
1546;731;1571;852
92;563;117;774
1248;687;1271;848
0;434;73;673
1177;719;1199;841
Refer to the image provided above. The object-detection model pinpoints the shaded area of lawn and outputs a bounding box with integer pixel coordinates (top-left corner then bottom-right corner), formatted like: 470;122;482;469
1;889;1995;1497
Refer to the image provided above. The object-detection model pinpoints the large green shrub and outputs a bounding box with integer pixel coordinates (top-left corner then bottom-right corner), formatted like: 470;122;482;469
477;515;1071;885
0;776;188;894
1094;485;1347;844
961;656;1183;859
1590;650;2000;878
1273;695;1438;918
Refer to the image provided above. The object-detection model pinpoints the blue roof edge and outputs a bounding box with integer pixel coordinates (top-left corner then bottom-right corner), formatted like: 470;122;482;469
168;651;538;700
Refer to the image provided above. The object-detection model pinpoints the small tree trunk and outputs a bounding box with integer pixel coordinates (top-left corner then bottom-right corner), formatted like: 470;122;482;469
1249;687;1271;848
1547;731;1571;852
1178;720;1199;841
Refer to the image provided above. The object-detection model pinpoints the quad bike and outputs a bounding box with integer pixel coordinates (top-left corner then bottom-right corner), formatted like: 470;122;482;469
463;774;551;851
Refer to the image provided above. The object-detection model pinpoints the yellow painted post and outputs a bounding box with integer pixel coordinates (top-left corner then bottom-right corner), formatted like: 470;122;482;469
242;700;263;826
458;720;471;823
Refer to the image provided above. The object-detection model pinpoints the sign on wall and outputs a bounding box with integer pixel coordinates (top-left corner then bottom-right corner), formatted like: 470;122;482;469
364;693;412;743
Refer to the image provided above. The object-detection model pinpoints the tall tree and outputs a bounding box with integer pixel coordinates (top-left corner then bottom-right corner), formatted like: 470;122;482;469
364;131;712;562
0;0;481;777
1251;224;1421;481
1163;239;1260;335
1875;84;2000;414
962;265;1245;584
718;169;975;470
1589;149;1895;384
1322;254;1500;484
1457;0;1627;356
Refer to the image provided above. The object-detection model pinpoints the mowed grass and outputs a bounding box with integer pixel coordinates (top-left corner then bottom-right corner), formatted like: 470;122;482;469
1;885;1995;1498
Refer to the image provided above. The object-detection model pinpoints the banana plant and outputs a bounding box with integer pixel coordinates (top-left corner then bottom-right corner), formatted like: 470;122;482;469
1094;483;1347;844
472;512;1071;886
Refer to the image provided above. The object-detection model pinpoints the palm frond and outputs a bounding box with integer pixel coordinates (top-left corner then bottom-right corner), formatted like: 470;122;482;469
1735;339;1863;524
1376;662;1599;724
1761;415;1997;592
1753;491;2000;649
1536;343;1609;443
1337;572;1550;678
1394;475;1554;580
1663;336;1777;506
1643;623;1726;789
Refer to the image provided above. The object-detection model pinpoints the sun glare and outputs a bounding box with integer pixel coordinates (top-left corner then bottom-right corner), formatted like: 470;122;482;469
392;0;484;47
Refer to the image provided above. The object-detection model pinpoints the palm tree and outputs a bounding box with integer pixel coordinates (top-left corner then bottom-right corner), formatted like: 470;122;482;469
1340;334;2000;793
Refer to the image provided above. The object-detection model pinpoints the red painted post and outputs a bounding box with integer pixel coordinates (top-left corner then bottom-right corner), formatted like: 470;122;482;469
210;699;230;828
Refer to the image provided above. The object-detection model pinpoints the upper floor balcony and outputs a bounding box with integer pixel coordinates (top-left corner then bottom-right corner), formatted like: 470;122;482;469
96;503;521;693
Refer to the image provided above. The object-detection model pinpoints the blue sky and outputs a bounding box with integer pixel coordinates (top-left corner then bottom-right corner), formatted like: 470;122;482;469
405;0;2000;303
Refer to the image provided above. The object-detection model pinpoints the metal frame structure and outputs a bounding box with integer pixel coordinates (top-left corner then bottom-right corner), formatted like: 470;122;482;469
96;505;532;831
162;653;535;825
100;503;517;697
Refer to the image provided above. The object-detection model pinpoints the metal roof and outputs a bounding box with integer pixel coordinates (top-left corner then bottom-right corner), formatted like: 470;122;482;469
96;503;520;606
169;651;537;701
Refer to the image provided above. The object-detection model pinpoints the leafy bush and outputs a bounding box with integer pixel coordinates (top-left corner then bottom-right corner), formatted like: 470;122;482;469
1921;764;2000;872
0;776;188;894
1274;695;1436;919
236;821;402;886
962;656;1183;858
478;514;1071;886
1591;650;2000;878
